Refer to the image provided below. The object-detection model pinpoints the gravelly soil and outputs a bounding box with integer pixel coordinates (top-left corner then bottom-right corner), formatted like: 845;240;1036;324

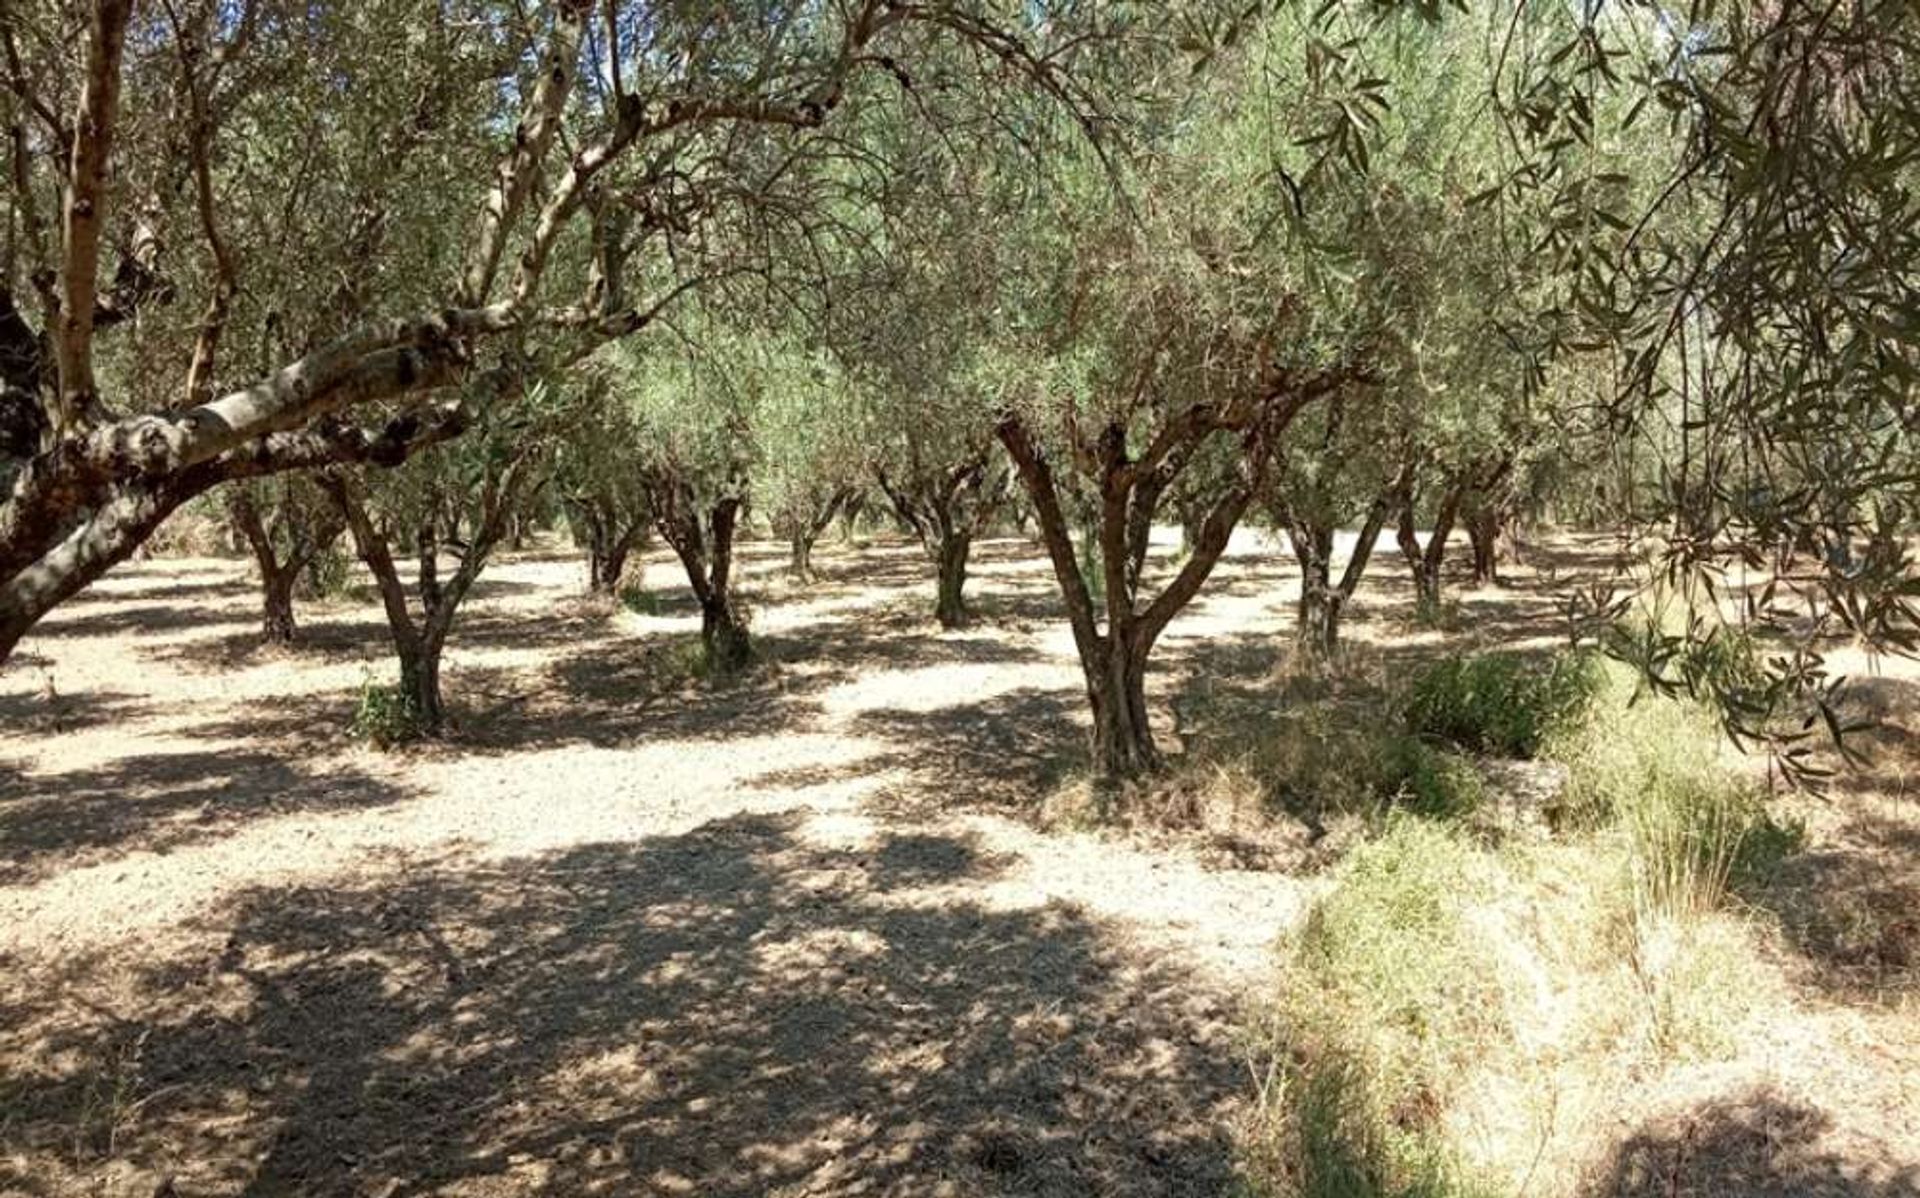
0;532;1913;1197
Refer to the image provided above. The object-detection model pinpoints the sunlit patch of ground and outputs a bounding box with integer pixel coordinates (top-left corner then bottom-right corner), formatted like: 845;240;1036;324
0;530;1913;1195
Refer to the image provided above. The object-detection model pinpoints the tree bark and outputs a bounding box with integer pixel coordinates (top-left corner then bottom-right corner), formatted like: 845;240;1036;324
876;453;999;628
1397;478;1464;615
934;530;972;628
325;451;536;737
589;542;630;594
782;485;851;584
1467;508;1499;585
653;480;751;672
1089;630;1159;778
261;564;298;643
231;490;294;643
1287;521;1340;656
229;487;341;644
1278;479;1393;656
996;398;1303;782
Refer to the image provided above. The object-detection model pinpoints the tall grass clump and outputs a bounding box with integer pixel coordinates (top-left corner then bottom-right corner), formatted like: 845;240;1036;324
1545;660;1801;915
1404;650;1601;758
1544;660;1800;1057
1245;819;1505;1197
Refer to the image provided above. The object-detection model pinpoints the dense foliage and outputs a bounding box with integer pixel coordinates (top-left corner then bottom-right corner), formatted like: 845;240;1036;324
0;0;1910;774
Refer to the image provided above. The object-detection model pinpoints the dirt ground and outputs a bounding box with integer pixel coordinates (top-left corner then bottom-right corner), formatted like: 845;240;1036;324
1;531;1915;1197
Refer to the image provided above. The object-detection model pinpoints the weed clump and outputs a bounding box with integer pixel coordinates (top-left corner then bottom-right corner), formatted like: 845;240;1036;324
1545;662;1802;902
348;679;425;748
1246;818;1505;1197
1405;650;1601;757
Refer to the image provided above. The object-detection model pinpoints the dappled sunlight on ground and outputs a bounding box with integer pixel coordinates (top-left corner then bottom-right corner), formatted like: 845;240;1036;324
1;529;1914;1195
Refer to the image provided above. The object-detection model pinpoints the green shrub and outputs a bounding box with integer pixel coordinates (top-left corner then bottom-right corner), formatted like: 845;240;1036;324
619;584;664;616
1394;742;1486;822
1405;650;1600;757
299;544;352;600
349;680;425;748
1206;698;1492;829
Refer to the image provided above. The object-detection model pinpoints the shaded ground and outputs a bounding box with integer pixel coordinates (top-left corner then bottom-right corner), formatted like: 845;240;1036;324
1;529;1914;1195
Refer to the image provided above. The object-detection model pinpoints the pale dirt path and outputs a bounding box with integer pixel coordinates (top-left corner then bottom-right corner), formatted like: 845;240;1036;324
0;541;1316;983
0;538;1328;1196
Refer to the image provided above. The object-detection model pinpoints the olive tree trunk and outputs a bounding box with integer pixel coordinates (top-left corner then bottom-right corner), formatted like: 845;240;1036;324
1277;482;1396;656
228;487;343;645
652;477;751;672
998;409;1290;781
1395;477;1464;615
876;450;1002;629
324;452;539;736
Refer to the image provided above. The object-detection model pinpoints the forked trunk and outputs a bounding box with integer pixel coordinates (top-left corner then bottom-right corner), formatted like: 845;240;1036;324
1396;483;1461;617
588;543;629;595
934;532;971;628
997;408;1296;784
1281;487;1392;658
656;489;752;673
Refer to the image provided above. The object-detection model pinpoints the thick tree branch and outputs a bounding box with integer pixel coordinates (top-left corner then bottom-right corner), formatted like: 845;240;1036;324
52;0;134;433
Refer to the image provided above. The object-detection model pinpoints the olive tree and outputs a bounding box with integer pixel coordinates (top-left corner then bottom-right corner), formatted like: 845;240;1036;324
0;0;1112;662
591;323;826;672
987;10;1547;778
758;353;865;584
226;477;345;644
553;379;652;596
323;379;562;734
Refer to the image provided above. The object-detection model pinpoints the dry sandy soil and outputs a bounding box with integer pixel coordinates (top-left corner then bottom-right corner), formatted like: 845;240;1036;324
0;531;1915;1197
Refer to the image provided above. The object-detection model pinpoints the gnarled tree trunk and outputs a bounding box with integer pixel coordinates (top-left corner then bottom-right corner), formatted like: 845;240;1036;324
228;486;344;644
876;448;1003;629
934;532;972;629
1278;483;1394;657
567;495;648;596
779;485;855;584
998;392;1319;781
323;445;539;737
651;475;751;672
1395;473;1465;616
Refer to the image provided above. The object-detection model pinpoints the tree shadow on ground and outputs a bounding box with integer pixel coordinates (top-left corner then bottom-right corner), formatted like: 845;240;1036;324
2;814;1245;1197
763;686;1087;812
0;749;412;887
0;687;149;739
145;576;583;673
1588;1088;1919;1197
1756;804;1920;999
1740;673;1920;998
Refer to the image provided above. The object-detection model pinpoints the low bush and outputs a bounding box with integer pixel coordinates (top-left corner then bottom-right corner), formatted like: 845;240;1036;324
619;584;665;616
298;543;352;601
1405;650;1601;757
1395;741;1487;822
348;679;426;748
